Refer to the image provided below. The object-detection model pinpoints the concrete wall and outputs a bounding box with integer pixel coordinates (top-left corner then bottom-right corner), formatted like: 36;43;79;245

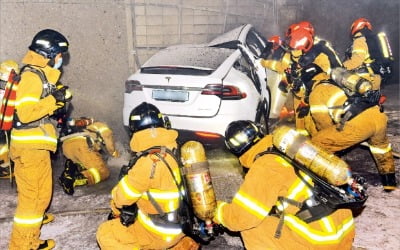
0;0;398;148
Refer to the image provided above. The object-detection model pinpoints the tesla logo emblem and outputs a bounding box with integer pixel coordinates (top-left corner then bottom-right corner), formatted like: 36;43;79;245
165;76;171;83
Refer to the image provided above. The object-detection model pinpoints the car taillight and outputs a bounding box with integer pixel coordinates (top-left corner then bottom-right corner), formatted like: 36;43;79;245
201;84;247;100
125;80;143;93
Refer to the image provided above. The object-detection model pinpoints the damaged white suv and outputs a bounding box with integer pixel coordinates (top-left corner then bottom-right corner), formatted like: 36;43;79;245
123;24;270;140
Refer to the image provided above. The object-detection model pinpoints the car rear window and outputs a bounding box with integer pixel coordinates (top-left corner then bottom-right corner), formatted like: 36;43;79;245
142;45;234;75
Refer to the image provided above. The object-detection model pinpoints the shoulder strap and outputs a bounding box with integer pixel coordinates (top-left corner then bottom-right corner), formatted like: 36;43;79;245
118;146;182;211
20;65;53;98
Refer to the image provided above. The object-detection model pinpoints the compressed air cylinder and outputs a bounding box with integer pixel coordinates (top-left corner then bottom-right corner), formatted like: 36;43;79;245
331;67;372;94
266;69;289;119
272;125;351;186
180;141;216;223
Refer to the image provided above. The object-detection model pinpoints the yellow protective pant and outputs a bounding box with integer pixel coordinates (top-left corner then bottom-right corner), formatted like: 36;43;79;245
62;139;110;185
96;218;184;250
8;148;52;250
311;106;395;174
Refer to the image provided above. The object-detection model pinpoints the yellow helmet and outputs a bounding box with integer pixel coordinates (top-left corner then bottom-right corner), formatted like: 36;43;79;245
0;60;19;82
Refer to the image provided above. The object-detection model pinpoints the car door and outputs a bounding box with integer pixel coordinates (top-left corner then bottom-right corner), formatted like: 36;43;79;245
240;29;270;108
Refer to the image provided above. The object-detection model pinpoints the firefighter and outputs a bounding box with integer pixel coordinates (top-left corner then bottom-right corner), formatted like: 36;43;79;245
281;27;341;136
287;28;396;191
307;69;396;191
213;120;355;249
96;102;199;250
261;21;336;135
58;117;119;195
8;29;71;250
0;60;19;179
343;18;381;89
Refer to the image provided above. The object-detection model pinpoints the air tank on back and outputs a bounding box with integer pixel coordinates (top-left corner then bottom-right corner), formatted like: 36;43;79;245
331;67;372;94
180;140;217;233
272;125;352;186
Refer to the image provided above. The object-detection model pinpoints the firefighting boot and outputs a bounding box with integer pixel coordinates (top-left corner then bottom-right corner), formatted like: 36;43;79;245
0;164;13;178
73;173;88;187
37;239;55;250
58;159;79;195
64;159;79;177
42;213;54;224
380;173;397;192
58;173;75;195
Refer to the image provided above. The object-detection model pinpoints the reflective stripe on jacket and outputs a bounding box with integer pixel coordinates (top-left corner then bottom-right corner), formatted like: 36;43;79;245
214;135;355;248
10;51;61;152
309;83;348;130
112;128;182;237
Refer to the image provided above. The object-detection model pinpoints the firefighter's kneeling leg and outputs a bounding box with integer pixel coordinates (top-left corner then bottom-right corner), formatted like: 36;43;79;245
170;236;199;250
96;218;155;250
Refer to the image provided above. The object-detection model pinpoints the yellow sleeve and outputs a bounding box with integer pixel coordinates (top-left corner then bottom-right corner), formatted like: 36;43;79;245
92;122;116;155
215;155;287;231
343;36;368;70
112;156;151;207
261;52;292;73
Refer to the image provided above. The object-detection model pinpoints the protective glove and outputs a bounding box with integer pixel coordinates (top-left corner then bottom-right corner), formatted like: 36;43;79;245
51;86;72;105
260;42;273;59
278;81;289;93
291;78;303;93
296;102;310;118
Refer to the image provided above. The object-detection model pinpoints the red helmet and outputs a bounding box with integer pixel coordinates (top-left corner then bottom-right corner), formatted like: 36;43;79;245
288;29;314;53
297;21;315;37
351;18;372;35
285;21;315;38
268;35;282;50
285;23;298;38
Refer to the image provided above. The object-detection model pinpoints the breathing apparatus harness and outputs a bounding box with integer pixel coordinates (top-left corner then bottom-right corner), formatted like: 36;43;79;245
7;65;59;130
316;77;384;131
346;28;394;82
254;147;367;238
285;40;343;118
116;146;219;243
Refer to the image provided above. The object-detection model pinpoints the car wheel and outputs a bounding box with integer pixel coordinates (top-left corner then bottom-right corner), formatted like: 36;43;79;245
255;100;269;134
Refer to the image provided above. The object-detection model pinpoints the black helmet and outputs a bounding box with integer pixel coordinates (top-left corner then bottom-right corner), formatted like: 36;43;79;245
29;29;69;59
225;120;263;156
129;102;165;133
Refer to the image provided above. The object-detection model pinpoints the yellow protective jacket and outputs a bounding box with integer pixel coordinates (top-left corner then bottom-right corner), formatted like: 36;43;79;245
109;127;184;248
62;121;117;155
342;33;381;90
214;135;355;250
10;50;61;152
294;41;343;137
61;121;116;184
309;82;394;174
261;51;292;74
309;83;347;131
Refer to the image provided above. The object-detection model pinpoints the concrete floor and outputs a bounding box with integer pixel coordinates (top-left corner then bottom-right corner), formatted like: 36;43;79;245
0;83;399;249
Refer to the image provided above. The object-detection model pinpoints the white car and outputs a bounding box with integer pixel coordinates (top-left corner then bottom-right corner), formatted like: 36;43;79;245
123;24;271;141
